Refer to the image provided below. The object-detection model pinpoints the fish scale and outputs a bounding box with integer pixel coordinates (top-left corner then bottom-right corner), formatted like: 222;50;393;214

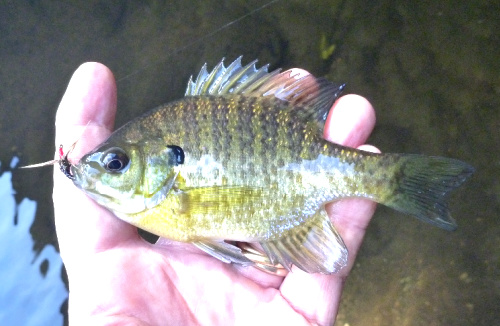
114;96;327;238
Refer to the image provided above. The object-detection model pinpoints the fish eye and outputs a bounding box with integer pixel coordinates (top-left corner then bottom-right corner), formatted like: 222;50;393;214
167;145;185;165
101;147;130;173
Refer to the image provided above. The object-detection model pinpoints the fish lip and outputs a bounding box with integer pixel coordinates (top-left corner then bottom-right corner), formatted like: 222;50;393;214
69;165;119;207
69;164;82;184
70;163;94;191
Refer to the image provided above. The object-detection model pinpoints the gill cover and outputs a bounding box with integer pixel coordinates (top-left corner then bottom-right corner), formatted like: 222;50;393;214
141;143;185;209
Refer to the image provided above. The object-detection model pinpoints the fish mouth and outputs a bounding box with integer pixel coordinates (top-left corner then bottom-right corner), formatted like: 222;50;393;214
59;156;75;180
69;163;101;195
69;164;86;188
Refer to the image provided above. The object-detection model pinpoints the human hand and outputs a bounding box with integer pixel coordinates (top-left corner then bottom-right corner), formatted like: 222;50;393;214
53;62;378;325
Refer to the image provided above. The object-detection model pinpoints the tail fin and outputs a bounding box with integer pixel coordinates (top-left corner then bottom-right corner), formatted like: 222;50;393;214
383;155;474;231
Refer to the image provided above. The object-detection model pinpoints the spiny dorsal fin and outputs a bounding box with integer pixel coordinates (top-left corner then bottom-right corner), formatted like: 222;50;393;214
185;56;279;96
185;57;345;130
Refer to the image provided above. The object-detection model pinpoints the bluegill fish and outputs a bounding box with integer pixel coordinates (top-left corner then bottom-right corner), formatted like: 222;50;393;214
68;57;473;274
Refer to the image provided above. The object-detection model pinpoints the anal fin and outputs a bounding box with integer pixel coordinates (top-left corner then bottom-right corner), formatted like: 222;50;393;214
260;209;348;274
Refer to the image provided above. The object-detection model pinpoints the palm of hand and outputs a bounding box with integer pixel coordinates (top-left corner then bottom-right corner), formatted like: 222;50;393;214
77;235;311;325
53;63;377;326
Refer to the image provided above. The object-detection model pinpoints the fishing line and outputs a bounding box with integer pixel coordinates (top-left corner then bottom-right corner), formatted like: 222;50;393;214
22;0;283;170
117;0;282;83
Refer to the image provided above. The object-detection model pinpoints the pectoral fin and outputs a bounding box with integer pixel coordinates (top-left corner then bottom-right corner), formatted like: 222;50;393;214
260;208;347;274
183;186;264;214
193;240;254;266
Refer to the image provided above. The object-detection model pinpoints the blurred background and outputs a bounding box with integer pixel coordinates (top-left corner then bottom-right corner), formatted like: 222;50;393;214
0;1;498;325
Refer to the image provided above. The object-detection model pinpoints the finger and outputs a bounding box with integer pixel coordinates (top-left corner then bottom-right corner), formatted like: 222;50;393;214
53;63;138;269
55;63;116;157
324;94;376;147
279;95;380;325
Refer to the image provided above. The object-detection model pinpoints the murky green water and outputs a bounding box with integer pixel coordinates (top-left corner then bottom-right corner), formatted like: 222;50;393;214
1;1;498;325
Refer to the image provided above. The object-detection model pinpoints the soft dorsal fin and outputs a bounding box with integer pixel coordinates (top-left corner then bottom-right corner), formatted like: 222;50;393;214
185;57;345;130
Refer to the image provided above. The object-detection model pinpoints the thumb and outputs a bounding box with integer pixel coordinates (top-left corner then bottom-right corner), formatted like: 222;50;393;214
53;63;138;268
